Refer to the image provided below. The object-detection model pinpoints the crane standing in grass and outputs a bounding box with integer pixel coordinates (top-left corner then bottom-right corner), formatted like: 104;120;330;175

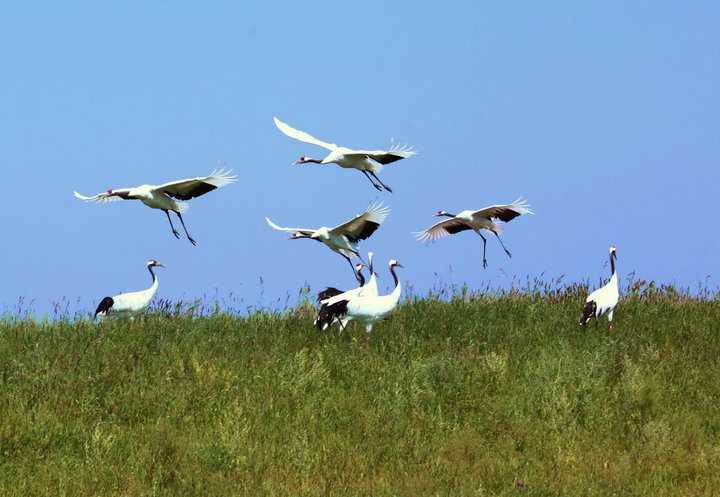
95;259;166;320
413;198;533;269
580;246;619;329
316;252;380;331
315;263;367;330
274;117;415;192
266;202;390;282
74;169;237;245
327;259;405;341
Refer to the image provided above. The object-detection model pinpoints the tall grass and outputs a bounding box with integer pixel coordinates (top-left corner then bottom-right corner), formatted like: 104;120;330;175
0;278;718;496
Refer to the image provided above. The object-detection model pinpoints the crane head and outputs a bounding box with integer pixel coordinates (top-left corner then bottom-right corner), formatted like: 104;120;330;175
389;259;405;269
292;156;322;165
147;259;167;268
609;246;617;259
433;210;452;218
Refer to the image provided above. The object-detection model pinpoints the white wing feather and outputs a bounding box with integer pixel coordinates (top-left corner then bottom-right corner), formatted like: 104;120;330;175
274;117;337;151
265;217;315;236
73;191;127;203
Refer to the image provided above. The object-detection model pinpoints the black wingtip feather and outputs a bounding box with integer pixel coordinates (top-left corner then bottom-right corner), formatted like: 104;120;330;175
579;300;597;325
166;183;217;201
317;287;343;302
95;296;114;317
347;221;380;243
315;300;349;330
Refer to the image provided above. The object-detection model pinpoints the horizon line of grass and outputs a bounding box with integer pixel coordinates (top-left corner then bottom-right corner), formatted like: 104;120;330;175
2;273;717;324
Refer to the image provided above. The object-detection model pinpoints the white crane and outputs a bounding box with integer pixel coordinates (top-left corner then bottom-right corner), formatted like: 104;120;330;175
315;263;366;330
315;252;380;330
94;259;166;319
266;202;390;281
414;198;533;269
74;168;237;245
274;117;416;192
329;259;405;340
580;246;619;329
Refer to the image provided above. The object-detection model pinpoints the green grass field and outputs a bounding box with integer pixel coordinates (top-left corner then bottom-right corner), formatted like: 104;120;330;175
0;283;718;496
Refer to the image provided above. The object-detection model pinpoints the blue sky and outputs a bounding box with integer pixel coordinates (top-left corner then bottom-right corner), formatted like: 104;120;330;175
1;2;718;317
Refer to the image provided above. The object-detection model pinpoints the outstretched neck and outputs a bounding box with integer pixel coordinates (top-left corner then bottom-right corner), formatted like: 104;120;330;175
305;158;323;164
147;265;159;291
610;254;616;277
389;265;402;302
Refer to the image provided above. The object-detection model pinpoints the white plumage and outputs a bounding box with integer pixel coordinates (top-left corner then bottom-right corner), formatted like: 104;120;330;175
314;263;367;330
315;252;380;331
74;168;237;245
94;260;166;320
580;246;619;329
335;259;405;340
414;197;533;268
274;117;415;192
266;202;390;281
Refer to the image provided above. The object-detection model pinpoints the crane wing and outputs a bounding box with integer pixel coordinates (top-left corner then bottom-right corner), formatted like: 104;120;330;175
471;197;534;222
413;218;472;245
351;143;417;165
274;117;337;151
265;217;316;237
73;190;130;203
156;168;237;201
331;202;390;243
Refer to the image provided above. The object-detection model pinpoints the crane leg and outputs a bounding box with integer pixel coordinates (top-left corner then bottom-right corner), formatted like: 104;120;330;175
175;212;197;246
494;232;513;258
164;210;180;239
369;171;393;192
361;170;383;191
475;231;488;269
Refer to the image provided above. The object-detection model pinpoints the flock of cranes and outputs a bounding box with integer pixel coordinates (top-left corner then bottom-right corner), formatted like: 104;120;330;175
73;117;619;335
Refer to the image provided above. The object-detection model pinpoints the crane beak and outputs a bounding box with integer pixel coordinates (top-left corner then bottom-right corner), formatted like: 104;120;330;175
155;263;167;268
291;160;302;165
395;263;405;268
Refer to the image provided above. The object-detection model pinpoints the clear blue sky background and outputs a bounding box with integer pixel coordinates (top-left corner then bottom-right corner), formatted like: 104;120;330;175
1;2;718;317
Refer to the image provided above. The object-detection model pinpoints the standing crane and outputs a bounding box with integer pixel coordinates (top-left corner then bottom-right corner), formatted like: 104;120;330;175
94;259;166;319
316;252;380;331
580;246;619;329
328;259;405;340
274;117;415;192
315;263;367;330
414;198;533;268
74;168;237;245
265;202;390;282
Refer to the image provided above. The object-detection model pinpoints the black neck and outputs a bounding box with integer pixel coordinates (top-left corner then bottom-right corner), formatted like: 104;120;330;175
610;254;616;275
358;269;366;286
389;265;400;287
148;265;156;283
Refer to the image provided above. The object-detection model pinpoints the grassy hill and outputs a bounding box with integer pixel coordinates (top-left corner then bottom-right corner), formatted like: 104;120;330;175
0;284;718;496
